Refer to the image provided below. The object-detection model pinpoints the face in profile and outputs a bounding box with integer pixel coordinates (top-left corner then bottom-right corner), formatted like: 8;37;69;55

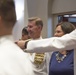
21;33;29;40
54;25;65;37
27;21;41;39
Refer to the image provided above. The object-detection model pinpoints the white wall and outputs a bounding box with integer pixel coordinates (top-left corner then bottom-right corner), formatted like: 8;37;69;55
13;0;28;41
47;0;53;37
24;0;28;25
52;0;76;14
13;14;24;41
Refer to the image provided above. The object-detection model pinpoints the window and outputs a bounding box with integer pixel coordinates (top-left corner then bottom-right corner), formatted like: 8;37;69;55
58;14;76;27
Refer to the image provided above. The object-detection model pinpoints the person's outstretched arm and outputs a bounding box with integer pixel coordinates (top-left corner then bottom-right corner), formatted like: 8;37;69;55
24;29;76;53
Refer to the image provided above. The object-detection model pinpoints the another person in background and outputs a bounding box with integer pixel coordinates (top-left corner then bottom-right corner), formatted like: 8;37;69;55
0;0;29;75
17;17;48;75
49;22;75;75
27;17;49;75
20;26;30;40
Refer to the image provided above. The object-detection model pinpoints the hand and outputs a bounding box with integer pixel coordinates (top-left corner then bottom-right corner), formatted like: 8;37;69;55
15;40;26;49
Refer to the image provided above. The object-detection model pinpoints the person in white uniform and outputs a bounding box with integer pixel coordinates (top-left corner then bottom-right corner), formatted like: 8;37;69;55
17;17;50;75
27;17;51;75
0;0;31;75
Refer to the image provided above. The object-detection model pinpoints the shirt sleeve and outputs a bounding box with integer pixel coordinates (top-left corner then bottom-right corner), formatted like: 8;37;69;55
25;29;76;53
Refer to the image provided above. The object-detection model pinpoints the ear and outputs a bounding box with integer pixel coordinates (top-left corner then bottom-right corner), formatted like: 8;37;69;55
38;25;42;30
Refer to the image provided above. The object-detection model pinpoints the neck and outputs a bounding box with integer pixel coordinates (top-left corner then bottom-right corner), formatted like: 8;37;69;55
0;28;12;36
59;50;67;55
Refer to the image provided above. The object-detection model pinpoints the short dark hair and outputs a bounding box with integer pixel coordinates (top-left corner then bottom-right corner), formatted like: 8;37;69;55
0;0;16;26
28;17;43;28
56;22;76;34
22;27;28;35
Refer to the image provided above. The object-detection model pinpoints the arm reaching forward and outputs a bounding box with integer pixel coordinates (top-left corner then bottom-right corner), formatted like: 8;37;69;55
24;29;76;53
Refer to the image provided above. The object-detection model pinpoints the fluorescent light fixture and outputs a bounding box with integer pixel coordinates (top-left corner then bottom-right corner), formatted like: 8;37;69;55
64;15;69;17
71;14;76;17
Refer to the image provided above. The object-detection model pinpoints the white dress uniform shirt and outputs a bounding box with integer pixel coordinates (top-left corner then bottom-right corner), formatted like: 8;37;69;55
25;29;76;75
24;37;49;75
0;35;31;75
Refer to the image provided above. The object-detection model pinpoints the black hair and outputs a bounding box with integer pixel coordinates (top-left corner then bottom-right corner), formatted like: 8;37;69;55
22;27;28;35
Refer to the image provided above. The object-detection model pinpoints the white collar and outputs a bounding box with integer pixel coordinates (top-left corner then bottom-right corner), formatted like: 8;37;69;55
32;36;42;40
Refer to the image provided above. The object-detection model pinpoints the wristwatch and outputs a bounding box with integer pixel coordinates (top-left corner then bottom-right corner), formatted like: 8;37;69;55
24;39;31;48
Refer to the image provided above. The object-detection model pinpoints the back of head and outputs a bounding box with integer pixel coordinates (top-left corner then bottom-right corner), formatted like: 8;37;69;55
0;0;16;27
56;22;76;34
28;17;43;28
